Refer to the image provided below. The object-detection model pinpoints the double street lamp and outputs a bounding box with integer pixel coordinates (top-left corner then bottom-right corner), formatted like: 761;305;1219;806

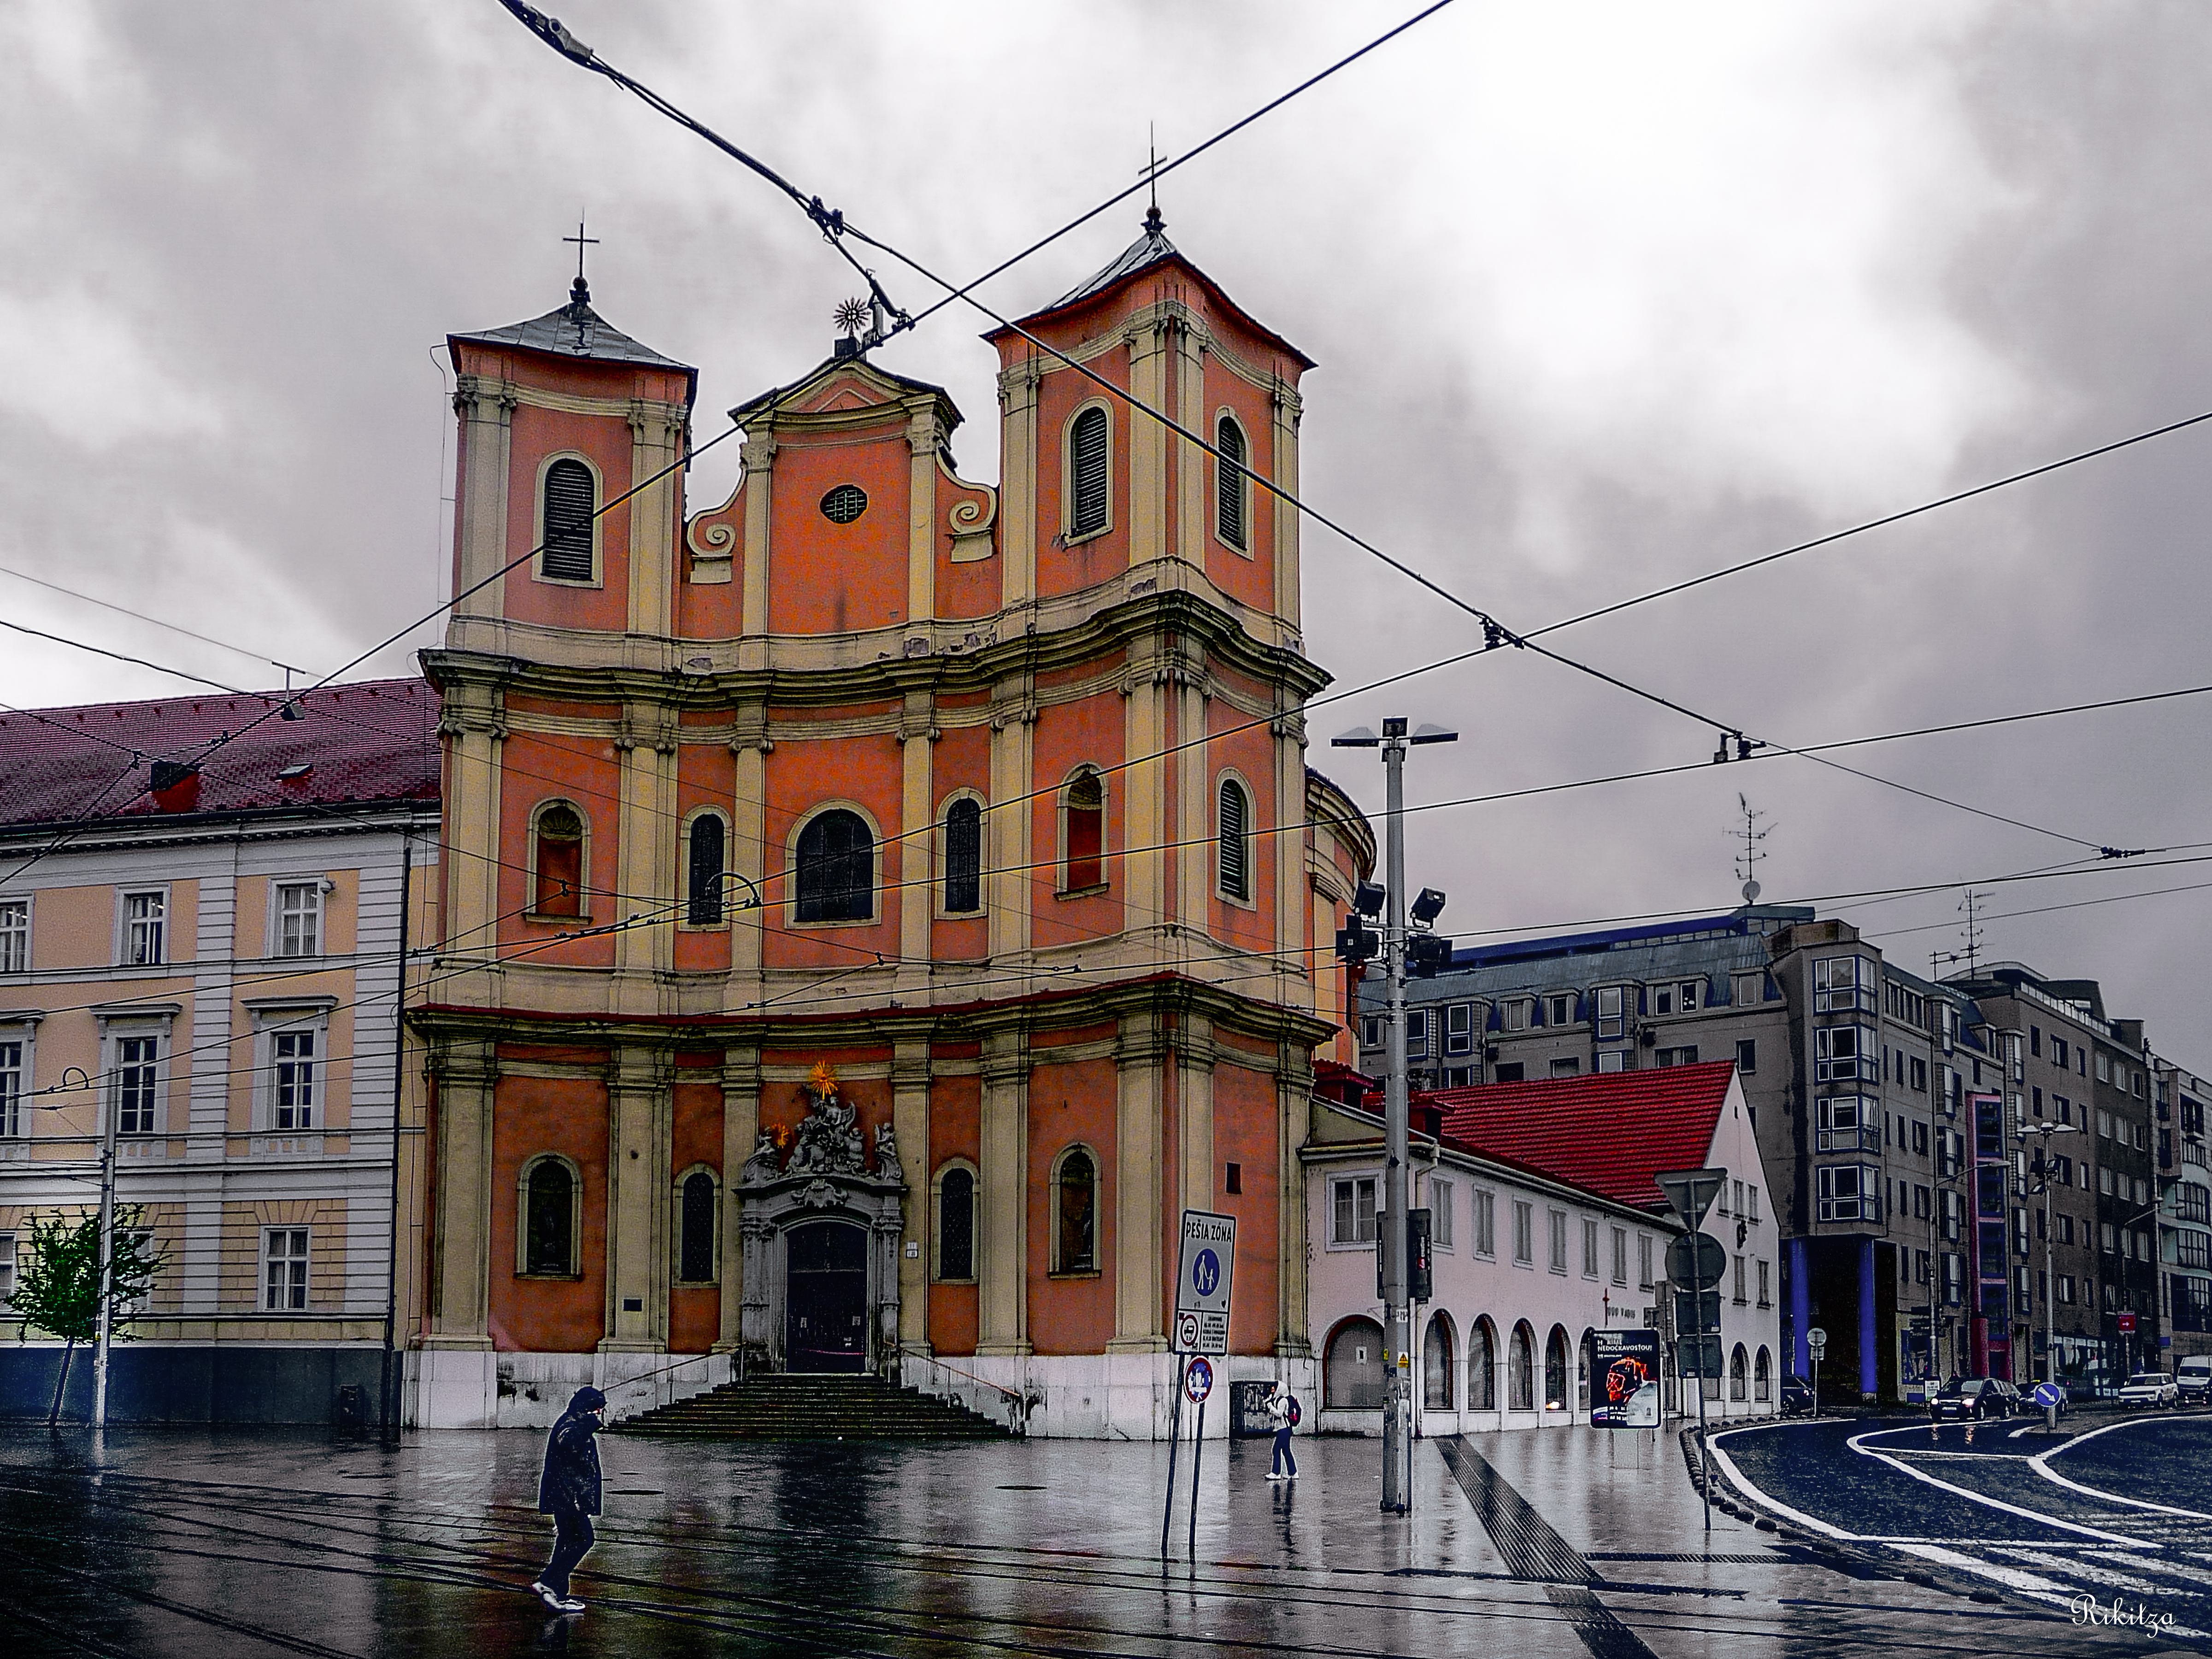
2020;1120;2080;1391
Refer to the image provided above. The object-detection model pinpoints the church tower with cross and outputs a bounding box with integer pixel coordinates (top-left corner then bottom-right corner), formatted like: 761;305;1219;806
408;214;1373;1436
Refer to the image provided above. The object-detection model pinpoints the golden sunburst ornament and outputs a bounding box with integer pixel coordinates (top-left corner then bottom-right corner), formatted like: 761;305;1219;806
806;1059;840;1100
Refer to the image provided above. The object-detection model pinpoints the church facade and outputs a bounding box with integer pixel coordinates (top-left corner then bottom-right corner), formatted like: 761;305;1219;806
406;217;1372;1435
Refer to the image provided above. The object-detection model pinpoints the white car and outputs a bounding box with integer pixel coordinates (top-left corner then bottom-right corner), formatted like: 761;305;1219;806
2117;1371;2179;1409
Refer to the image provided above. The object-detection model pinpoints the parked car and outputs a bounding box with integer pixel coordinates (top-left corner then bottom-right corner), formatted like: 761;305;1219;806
1930;1377;2013;1422
2176;1357;2212;1407
2118;1371;2179;1409
1778;1375;1816;1417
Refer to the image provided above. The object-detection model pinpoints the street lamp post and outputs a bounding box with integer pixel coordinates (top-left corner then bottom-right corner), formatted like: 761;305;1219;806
2022;1122;2079;1393
1332;717;1456;1518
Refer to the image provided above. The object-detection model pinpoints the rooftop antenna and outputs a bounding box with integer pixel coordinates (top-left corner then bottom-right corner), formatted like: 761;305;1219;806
1731;792;1772;904
1957;889;1992;977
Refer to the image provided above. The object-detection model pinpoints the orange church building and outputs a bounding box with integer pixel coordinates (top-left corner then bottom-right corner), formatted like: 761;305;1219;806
407;213;1373;1435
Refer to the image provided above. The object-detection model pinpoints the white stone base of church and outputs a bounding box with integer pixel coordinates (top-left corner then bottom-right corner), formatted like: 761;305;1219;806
902;1351;1321;1441
406;1348;730;1430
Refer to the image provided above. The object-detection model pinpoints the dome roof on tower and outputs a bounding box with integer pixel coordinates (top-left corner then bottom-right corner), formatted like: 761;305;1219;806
450;276;693;372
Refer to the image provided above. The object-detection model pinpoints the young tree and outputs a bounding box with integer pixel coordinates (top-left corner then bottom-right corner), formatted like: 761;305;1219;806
7;1207;165;1427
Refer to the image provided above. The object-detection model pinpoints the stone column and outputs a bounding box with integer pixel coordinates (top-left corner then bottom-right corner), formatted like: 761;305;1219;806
612;705;678;1012
449;376;515;621
739;433;776;639
1173;319;1206;568
714;1044;761;1355
437;685;505;967
986;690;1035;962
1177;1012;1216;1227
729;712;771;1001
873;1207;906;1378
893;1040;933;1353
1175;673;1210;933
977;1026;1031;1356
1128;321;1169;568
424;1036;496;1347
898;696;936;989
995;358;1040;607
626;399;686;637
741;1209;776;1362
1275;1039;1315;1358
905;406;942;624
1110;1006;1168;1353
1270;379;1303;632
600;1044;673;1353
1272;707;1308;1013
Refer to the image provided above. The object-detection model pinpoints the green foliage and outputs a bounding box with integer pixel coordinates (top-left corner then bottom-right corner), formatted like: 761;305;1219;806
6;1206;166;1345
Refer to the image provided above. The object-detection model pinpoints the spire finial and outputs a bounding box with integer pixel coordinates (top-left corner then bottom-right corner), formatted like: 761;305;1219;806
563;212;600;305
1141;125;1165;237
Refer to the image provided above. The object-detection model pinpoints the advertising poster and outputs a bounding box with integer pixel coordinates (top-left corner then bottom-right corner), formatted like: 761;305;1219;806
1592;1330;1662;1410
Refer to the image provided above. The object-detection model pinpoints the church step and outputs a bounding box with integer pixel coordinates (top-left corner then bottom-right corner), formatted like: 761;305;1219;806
614;1375;1012;1440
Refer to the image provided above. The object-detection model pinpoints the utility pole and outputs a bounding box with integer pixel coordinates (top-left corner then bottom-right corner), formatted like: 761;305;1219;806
92;1068;118;1431
1333;716;1455;1517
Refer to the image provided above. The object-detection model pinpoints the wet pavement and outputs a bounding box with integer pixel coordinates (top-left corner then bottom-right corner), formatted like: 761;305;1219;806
0;1418;2200;1657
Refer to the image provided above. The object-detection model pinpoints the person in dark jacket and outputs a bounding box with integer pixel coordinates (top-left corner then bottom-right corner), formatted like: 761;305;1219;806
531;1387;606;1613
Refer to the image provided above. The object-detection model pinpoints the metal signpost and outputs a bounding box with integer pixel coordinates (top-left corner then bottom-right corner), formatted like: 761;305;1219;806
1658;1169;1727;1533
1807;1327;1827;1421
1163;1210;1235;1560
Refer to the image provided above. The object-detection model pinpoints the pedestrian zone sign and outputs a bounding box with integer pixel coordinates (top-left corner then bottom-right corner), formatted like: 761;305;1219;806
1174;1209;1235;1355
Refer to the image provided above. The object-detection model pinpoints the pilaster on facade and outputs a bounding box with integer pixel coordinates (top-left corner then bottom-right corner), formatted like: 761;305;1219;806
713;1043;763;1355
624;398;688;638
1109;1006;1171;1353
892;1039;933;1352
450;374;516;621
1275;1038;1316;1359
601;1043;676;1354
976;1026;1032;1357
739;433;776;634
424;1035;498;1350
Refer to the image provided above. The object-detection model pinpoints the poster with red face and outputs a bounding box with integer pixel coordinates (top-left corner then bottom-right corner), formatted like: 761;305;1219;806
1593;1330;1662;1406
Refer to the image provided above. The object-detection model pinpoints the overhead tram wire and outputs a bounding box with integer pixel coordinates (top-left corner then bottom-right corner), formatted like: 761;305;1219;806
0;561;304;680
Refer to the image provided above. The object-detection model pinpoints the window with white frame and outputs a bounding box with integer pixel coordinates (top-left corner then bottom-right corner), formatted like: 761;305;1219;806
1733;1254;1747;1303
1815;1163;1881;1223
1815;1026;1877;1084
1406;1007;1430;1059
1360;1015;1382;1049
1649;980;1700;1016
122;890;166;966
1732;972;1764;1006
1813;954;1874;1013
1443;1003;1476;1056
1512;1200;1532;1265
273;881;323;958
113;1035;159;1135
1547;1209;1568;1273
272;1028;317;1130
1757;1258;1771;1306
1502;999;1530;1032
1594;985;1625;1039
263;1227;309;1311
1611;1226;1628;1285
1547;993;1576;1026
1582;1217;1599;1277
1332;1176;1378;1245
1638;1233;1653;1289
1430;1177;1454;1248
1747;1184;1760;1221
1596;1051;1626;1074
0;1037;25;1137
0;1230;13;1300
1475;1188;1495;1257
0;899;26;973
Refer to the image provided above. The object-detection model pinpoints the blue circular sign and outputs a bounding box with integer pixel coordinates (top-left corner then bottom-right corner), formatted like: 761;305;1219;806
1185;1356;1214;1402
1193;1248;1220;1297
2033;1381;2064;1408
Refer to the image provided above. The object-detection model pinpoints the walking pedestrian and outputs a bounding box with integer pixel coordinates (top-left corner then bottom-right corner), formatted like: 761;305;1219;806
1263;1380;1299;1481
531;1386;606;1614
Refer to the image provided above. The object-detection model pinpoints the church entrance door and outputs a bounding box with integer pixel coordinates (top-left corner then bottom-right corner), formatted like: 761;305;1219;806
785;1220;868;1372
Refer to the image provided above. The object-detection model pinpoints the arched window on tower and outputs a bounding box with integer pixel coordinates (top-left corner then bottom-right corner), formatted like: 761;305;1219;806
1055;1148;1096;1273
533;804;585;917
678;1171;717;1283
1063;772;1104;892
524;1158;577;1276
687;812;727;926
1069;406;1109;538
795;809;874;922
1217;777;1251;902
541;459;596;582
943;798;982;913
1216;415;1247;549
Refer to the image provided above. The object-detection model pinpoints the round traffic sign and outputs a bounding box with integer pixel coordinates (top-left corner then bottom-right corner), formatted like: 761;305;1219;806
1185;1356;1213;1403
1806;1326;1827;1349
1192;1248;1221;1297
2033;1381;2064;1408
1175;1311;1200;1351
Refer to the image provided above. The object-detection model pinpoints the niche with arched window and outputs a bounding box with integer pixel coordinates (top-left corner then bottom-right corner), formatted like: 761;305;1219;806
1508;1322;1535;1412
1469;1318;1497;1411
1216;776;1251;903
1054;1147;1097;1274
935;1163;976;1282
795;808;874;923
532;803;586;918
676;1168;718;1284
520;1155;580;1277
1754;1345;1773;1403
1062;772;1104;893
942;797;982;914
1423;1313;1456;1411
1067;406;1110;539
1215;414;1248;550
1545;1326;1570;1410
686;812;728;927
540;457;597;582
1729;1343;1749;1402
1325;1317;1386;1409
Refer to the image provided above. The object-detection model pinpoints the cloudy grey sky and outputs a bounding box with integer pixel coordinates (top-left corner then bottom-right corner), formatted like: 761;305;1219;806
3;2;2208;1051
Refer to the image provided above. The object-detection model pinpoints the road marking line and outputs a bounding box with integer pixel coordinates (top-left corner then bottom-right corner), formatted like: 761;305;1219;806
2023;1415;2212;1519
1845;1428;2144;1545
1703;1430;1857;1541
1886;1542;2072;1600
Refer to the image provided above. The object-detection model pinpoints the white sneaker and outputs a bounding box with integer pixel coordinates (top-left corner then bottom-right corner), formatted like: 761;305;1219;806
530;1582;559;1609
1265;1471;1283;1481
1287;1470;1300;1479
552;1597;585;1615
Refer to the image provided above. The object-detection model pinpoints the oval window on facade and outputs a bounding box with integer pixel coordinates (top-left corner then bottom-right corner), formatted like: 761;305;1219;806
820;484;869;524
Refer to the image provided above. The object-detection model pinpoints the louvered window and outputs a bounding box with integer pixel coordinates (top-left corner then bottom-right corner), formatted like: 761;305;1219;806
1217;777;1250;901
541;459;595;581
1069;407;1109;537
687;813;727;926
795;809;873;922
1216;416;1247;548
943;798;982;913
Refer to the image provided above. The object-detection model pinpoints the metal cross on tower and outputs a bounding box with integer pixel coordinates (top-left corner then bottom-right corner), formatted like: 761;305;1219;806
563;214;600;292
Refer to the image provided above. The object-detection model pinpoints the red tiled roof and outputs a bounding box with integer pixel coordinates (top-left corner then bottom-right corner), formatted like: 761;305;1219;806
1424;1062;1736;1212
0;677;440;829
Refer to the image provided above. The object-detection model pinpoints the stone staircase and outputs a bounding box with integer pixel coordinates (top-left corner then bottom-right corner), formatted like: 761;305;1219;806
612;1372;1013;1441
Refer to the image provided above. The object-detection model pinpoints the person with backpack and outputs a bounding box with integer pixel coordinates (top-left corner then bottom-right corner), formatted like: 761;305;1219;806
531;1386;606;1614
1264;1379;1300;1480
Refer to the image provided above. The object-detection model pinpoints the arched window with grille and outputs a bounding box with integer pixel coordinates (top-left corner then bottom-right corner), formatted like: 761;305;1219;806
936;1164;975;1282
1055;1147;1096;1273
1063;772;1104;892
677;1170;717;1282
1217;777;1251;902
1068;406;1109;538
943;798;982;913
686;812;727;926
523;1157;577;1276
533;803;585;918
795;809;874;922
1215;415;1247;549
541;458;596;582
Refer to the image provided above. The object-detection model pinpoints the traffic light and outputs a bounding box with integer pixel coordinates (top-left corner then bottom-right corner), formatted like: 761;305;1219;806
1335;917;1380;964
1409;1208;1434;1302
1407;933;1452;977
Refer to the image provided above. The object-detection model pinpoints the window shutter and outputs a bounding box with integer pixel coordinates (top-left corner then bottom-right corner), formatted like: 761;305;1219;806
944;798;982;913
1070;408;1109;536
1216;417;1246;548
541;459;596;581
1218;779;1249;900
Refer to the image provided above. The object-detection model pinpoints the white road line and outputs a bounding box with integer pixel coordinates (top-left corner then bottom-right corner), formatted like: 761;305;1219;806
2026;1415;2212;1519
1703;1428;1858;1541
1845;1428;2146;1546
1885;1542;2076;1605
